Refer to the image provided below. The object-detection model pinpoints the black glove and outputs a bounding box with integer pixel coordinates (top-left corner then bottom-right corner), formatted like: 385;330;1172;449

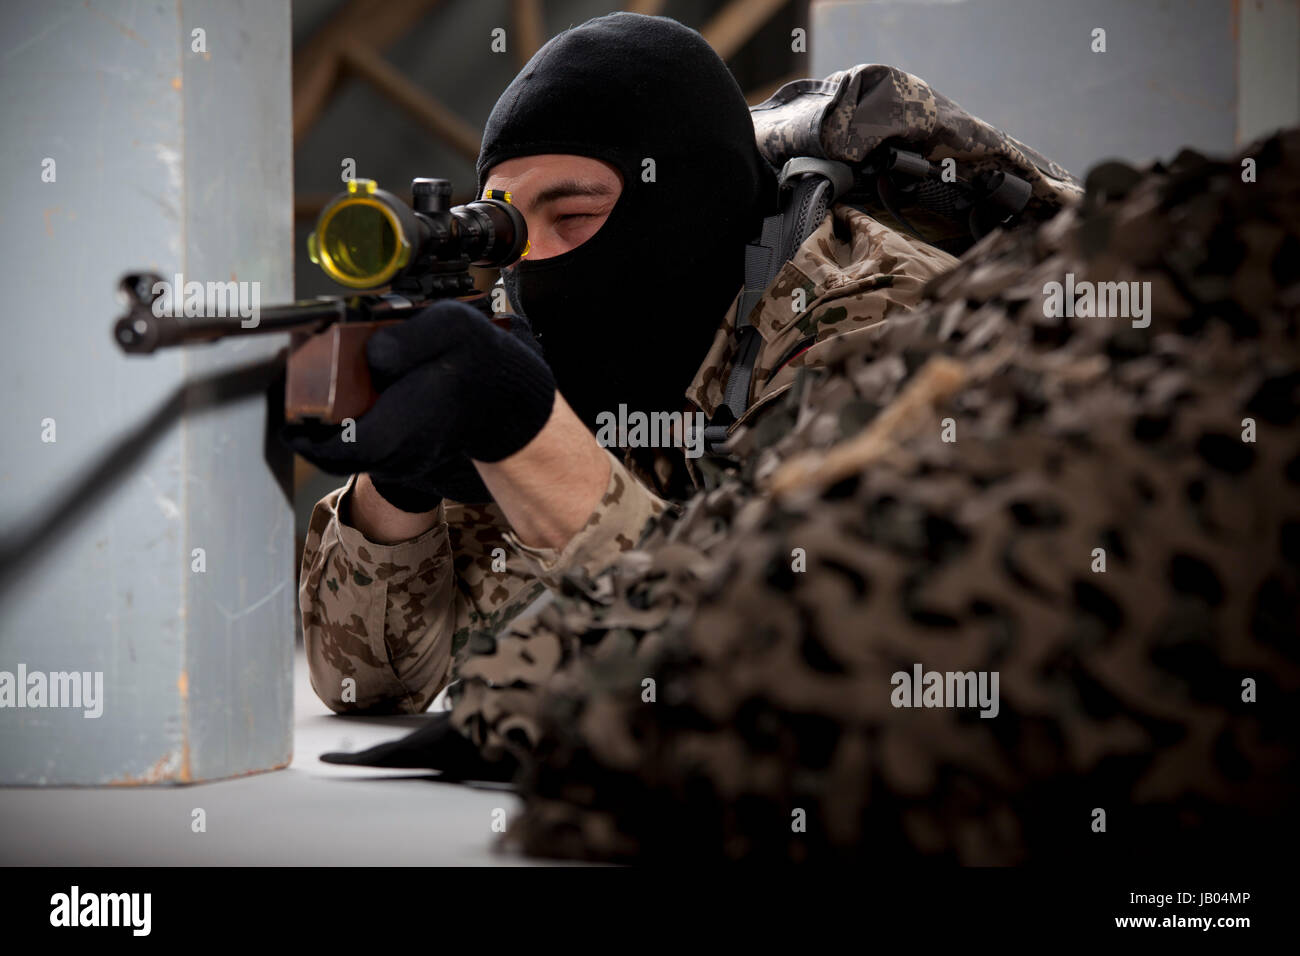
319;711;518;783
280;301;554;510
371;458;492;511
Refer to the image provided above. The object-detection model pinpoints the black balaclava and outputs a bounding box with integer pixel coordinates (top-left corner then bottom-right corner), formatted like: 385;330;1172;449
476;13;778;428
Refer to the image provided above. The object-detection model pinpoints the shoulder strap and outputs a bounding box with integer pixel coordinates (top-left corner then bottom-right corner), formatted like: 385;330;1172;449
850;144;1034;253
704;158;853;455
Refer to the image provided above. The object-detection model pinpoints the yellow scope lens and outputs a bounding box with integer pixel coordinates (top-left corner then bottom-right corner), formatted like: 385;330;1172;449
314;195;407;288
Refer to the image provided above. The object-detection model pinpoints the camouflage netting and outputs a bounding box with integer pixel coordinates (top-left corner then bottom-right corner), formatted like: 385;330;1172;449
498;132;1300;863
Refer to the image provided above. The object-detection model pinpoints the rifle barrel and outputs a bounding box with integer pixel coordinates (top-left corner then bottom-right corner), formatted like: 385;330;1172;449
114;299;348;354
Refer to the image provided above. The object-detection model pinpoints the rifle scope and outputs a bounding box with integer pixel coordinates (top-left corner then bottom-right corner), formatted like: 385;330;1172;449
307;177;529;289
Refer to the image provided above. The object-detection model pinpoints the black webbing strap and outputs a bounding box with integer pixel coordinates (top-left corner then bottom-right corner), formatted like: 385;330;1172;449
702;213;782;452
703;159;852;455
969;170;1032;238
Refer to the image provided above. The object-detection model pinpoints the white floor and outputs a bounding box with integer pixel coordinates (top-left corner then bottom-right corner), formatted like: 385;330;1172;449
0;649;543;866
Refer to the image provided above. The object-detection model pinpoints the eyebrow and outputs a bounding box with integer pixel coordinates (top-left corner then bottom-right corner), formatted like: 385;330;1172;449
528;179;616;210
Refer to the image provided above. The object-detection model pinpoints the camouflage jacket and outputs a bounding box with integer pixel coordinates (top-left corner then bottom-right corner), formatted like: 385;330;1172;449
298;203;958;714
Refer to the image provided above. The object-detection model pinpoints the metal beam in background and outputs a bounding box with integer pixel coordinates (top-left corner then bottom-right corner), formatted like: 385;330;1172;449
702;0;790;62
626;0;667;15
746;71;800;106
338;41;484;164
512;0;546;68
292;0;442;146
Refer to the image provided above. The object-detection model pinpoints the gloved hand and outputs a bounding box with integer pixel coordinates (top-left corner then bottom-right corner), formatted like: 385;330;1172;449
371;457;492;511
280;301;555;511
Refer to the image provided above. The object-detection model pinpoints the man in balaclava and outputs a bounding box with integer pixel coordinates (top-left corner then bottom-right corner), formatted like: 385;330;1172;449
290;13;958;766
478;12;777;428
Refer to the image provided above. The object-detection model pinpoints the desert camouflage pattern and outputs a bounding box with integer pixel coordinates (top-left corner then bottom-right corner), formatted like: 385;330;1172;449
298;64;1065;724
752;65;1082;237
498;132;1300;862
446;206;958;756
300;164;959;721
440;67;1091;760
686;205;957;425
299;453;665;714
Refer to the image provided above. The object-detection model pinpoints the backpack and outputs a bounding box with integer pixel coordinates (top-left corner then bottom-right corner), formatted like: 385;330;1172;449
703;65;1083;454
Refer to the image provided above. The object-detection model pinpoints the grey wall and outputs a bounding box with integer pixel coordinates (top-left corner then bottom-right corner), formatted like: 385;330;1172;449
0;0;295;783
1240;0;1300;144
812;0;1300;178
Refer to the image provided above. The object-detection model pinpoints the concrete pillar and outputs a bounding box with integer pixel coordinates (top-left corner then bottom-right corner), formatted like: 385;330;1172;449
0;0;295;783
